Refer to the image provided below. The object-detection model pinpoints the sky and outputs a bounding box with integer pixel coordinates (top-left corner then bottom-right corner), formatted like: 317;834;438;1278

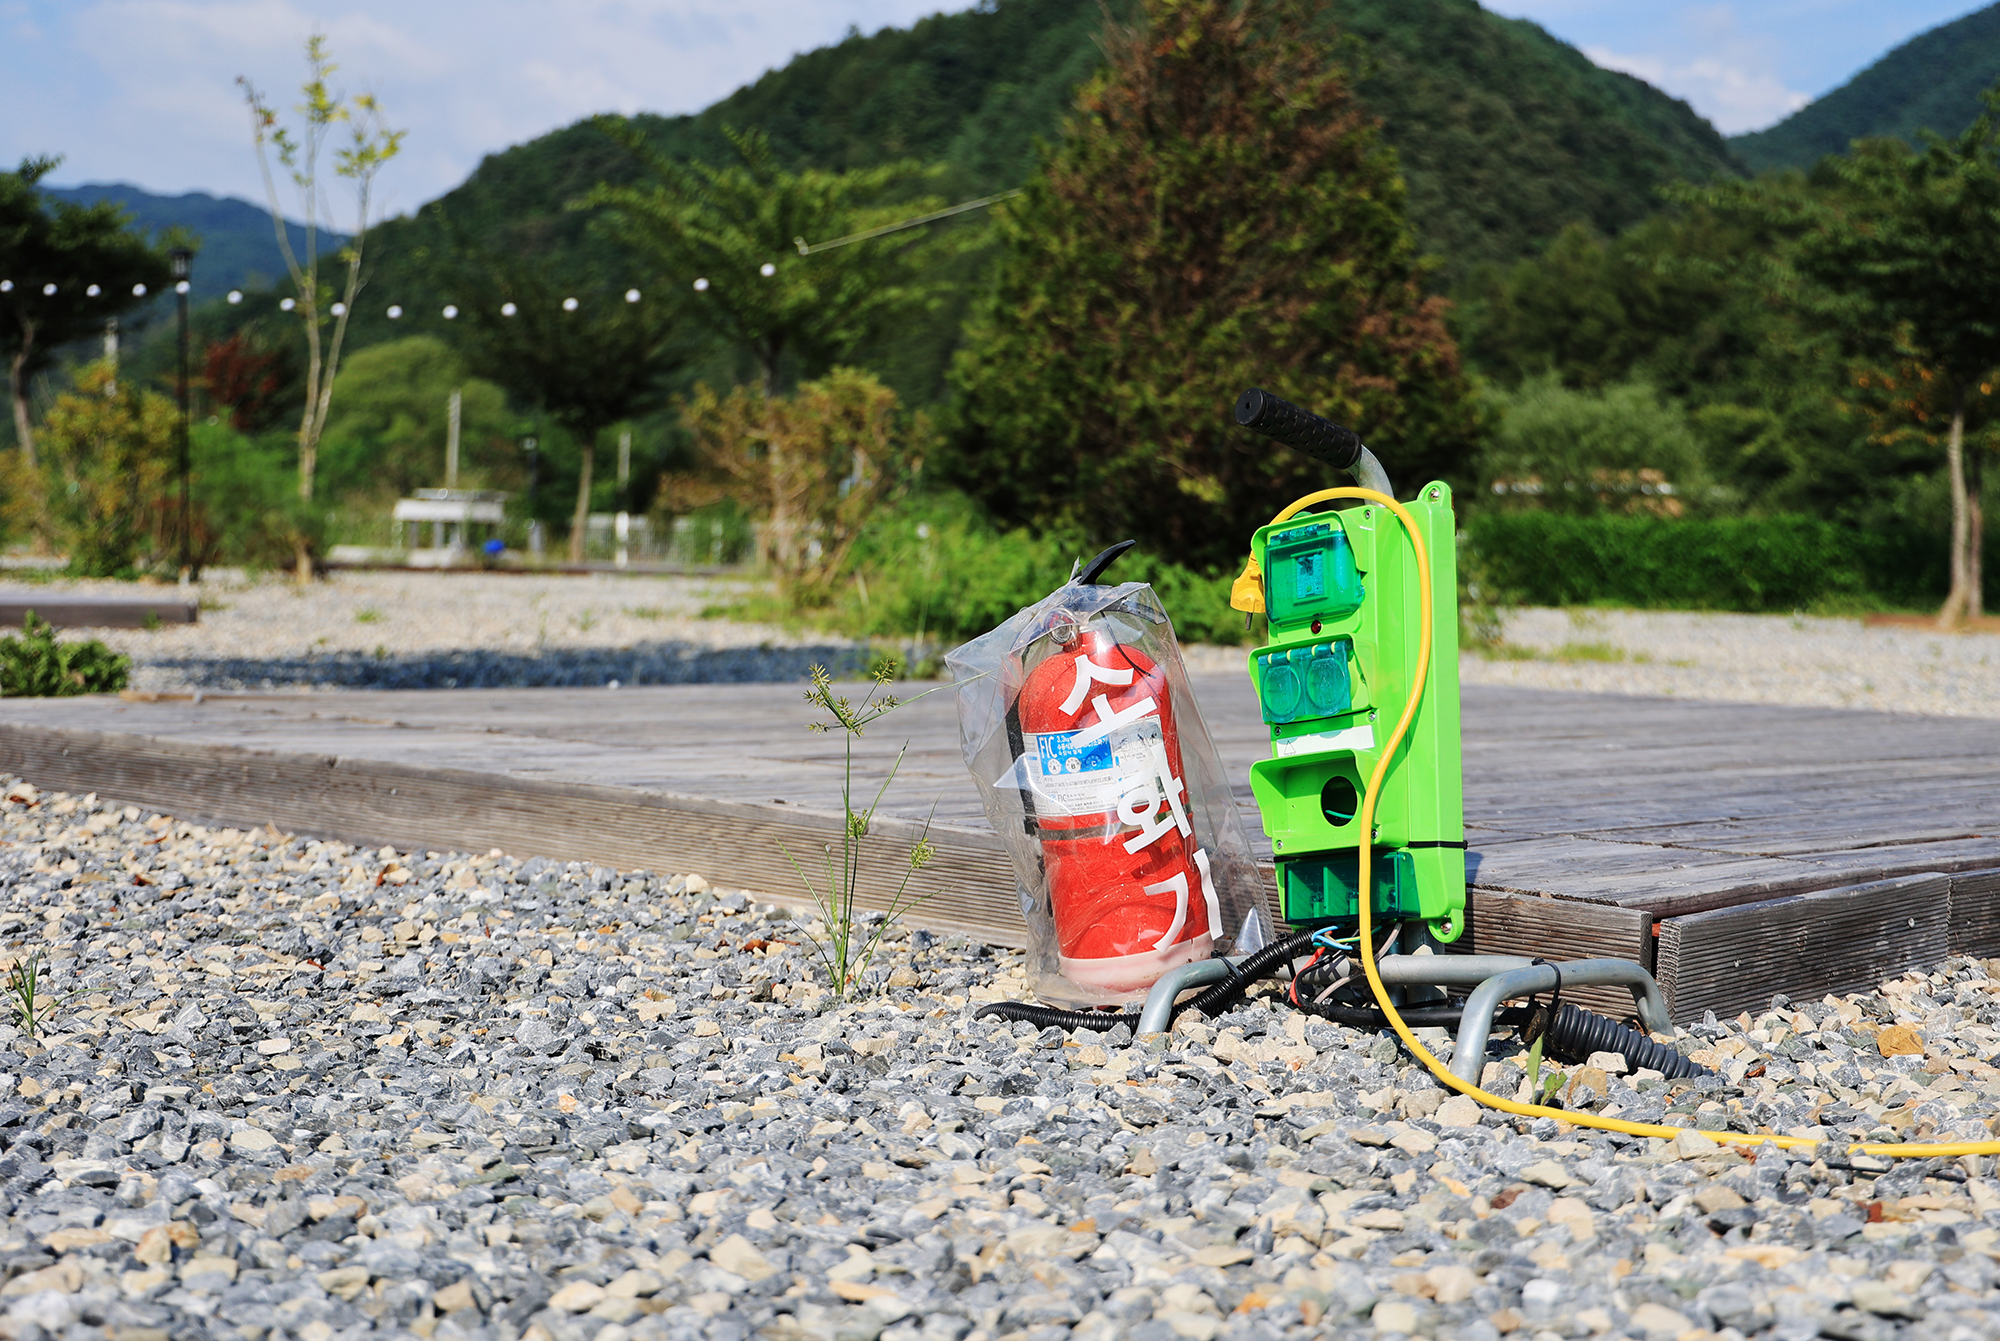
0;0;1987;216
1486;0;1979;134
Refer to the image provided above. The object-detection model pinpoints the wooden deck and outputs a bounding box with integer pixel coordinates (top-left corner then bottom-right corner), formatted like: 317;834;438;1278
1;676;1994;1020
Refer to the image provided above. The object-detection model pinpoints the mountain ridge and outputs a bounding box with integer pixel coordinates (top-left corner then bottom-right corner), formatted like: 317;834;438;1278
1729;2;2000;172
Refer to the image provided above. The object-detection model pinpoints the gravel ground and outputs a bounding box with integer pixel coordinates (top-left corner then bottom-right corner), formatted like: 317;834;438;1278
10;574;1999;714
2;778;1999;1341
1458;608;2000;720
1;572;868;693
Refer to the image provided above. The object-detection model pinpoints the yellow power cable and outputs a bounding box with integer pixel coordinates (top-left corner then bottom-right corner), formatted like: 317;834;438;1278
1270;487;2000;1161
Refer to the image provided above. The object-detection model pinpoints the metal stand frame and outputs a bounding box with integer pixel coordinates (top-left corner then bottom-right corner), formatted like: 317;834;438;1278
1137;951;1673;1085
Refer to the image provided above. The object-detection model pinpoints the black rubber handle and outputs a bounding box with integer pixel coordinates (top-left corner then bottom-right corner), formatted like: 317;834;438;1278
1077;540;1136;586
1234;387;1362;471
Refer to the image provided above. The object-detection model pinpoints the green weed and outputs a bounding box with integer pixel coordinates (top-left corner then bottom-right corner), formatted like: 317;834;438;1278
785;662;945;997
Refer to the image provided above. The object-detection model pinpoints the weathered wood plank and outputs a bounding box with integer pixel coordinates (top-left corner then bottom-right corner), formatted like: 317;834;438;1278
1950;868;2000;960
0;722;1030;948
0;595;196;628
1455;890;1653;1016
1655;873;1951;1023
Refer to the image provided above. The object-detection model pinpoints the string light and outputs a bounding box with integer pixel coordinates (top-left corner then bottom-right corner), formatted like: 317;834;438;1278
0;281;10;292
280;298;295;311
228;290;243;305
330;302;347;316
694;278;709;291
759;263;776;278
42;284;56;296
501;302;517;317
132;284;145;296
387;305;402;319
562;297;579;311
442;305;458;319
625;289;640;303
85;284;100;297
175;281;190;295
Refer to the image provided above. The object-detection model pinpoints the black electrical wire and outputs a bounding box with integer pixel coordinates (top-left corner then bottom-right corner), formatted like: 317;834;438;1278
971;928;1321;1034
972;929;1711;1082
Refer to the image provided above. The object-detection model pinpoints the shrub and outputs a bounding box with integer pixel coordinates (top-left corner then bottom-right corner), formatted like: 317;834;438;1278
36;364;178;577
0;614;130;696
675;369;930;601
1467;511;1955;612
828;495;1252;648
188;423;324;573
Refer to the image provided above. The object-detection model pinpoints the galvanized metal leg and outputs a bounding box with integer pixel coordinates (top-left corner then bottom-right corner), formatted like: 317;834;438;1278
1136;957;1241;1035
1442;959;1673;1086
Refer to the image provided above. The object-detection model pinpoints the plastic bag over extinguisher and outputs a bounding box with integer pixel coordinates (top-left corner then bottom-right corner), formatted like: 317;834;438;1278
946;556;1269;1007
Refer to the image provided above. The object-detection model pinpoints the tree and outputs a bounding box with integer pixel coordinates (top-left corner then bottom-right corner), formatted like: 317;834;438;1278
239;34;404;513
948;0;1479;571
0;156;173;465
1705;96;2000;624
36;363;177;576
445;250;682;562
583;124;953;396
675;368;929;599
316;336;510;499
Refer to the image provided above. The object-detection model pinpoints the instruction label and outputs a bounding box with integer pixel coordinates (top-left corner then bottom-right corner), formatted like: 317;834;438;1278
1023;720;1164;816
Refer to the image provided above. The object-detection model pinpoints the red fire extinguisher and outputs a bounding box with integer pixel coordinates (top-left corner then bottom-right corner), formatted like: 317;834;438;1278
1016;616;1222;994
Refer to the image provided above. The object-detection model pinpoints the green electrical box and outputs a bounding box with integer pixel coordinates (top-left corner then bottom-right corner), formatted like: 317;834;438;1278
1246;484;1466;940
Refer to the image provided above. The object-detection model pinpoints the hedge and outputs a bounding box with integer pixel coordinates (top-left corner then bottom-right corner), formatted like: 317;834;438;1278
1465;512;1961;612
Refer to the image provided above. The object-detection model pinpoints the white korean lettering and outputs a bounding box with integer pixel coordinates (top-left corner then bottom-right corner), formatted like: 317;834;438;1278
1119;783;1177;853
1059;654;1136;715
1193;848;1221;939
1143;872;1189;950
1151;738;1192;838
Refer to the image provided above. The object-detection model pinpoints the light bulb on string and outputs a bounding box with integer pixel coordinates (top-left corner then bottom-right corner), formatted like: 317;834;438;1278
85;284;100;297
386;305;402;319
131;283;145;297
0;281;10;292
693;278;709;291
442;305;459;319
228;291;243;305
175;281;189;295
330;302;347;317
625;289;640;303
42;284;56;296
280;297;296;311
562;297;579;312
760;263;776;278
501;302;517;317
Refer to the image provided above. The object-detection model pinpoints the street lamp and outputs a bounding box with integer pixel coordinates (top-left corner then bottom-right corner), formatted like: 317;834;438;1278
169;247;193;577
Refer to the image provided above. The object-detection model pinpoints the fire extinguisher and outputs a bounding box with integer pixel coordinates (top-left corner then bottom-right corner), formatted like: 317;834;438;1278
1016;614;1222;994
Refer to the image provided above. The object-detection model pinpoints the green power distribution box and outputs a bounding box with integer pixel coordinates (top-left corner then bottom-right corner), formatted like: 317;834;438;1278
1246;483;1466;940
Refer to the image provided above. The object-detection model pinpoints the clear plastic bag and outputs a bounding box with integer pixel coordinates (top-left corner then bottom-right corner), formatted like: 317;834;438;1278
947;577;1269;1006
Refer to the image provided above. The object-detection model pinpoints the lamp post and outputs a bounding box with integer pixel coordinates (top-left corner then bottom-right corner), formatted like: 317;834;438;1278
523;436;543;557
169;247;193;578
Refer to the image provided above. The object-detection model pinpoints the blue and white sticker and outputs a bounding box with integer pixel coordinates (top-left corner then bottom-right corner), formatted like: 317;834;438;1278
1022;718;1162;816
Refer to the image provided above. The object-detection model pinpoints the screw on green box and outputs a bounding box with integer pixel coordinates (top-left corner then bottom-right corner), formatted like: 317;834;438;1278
1246;482;1465;940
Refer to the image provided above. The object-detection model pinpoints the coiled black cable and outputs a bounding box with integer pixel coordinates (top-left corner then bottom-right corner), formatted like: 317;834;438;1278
1542;1000;1709;1080
971;929;1321;1034
1301;998;1711;1080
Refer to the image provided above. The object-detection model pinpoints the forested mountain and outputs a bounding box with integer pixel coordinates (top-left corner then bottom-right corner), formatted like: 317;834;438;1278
1730;2;2000;173
41;185;335;297
344;0;1743;400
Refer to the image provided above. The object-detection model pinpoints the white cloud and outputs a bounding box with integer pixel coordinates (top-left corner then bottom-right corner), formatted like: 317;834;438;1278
1584;44;1811;134
1;0;968;211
